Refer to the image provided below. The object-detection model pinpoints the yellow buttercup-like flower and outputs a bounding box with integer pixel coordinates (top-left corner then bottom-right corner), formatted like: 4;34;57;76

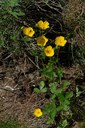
44;46;54;57
36;35;48;46
55;36;67;47
23;27;35;37
36;20;49;30
34;108;43;117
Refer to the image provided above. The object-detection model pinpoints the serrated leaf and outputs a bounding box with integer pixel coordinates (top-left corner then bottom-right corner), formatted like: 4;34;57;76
58;93;65;102
56;88;62;95
43;100;56;114
49;83;57;94
41;65;55;80
64;100;70;105
65;92;73;99
63;80;70;89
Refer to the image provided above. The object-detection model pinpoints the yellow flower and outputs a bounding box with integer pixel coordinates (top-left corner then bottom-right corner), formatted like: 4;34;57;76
44;46;54;57
36;35;48;46
36;20;49;30
55;36;67;47
23;27;35;37
34;108;43;117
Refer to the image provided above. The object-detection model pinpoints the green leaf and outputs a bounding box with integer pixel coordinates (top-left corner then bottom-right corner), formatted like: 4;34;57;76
56;106;63;112
41;64;56;80
76;87;82;97
62;120;68;127
6;0;20;7
34;88;40;93
65;92;73;99
64;100;70;105
49;109;56;121
43;100;57;123
56;88;62;96
8;10;24;18
41;88;47;93
39;81;45;89
60;119;68;128
49;83;57;94
47;119;54;124
63;104;70;111
50;94;56;100
23;36;32;42
57;67;63;78
63;80;70;89
58;93;65;102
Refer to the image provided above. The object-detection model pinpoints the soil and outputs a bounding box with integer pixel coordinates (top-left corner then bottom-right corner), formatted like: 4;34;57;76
0;52;50;128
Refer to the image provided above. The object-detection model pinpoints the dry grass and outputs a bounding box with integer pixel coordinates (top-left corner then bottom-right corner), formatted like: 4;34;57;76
62;0;85;25
0;55;50;128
